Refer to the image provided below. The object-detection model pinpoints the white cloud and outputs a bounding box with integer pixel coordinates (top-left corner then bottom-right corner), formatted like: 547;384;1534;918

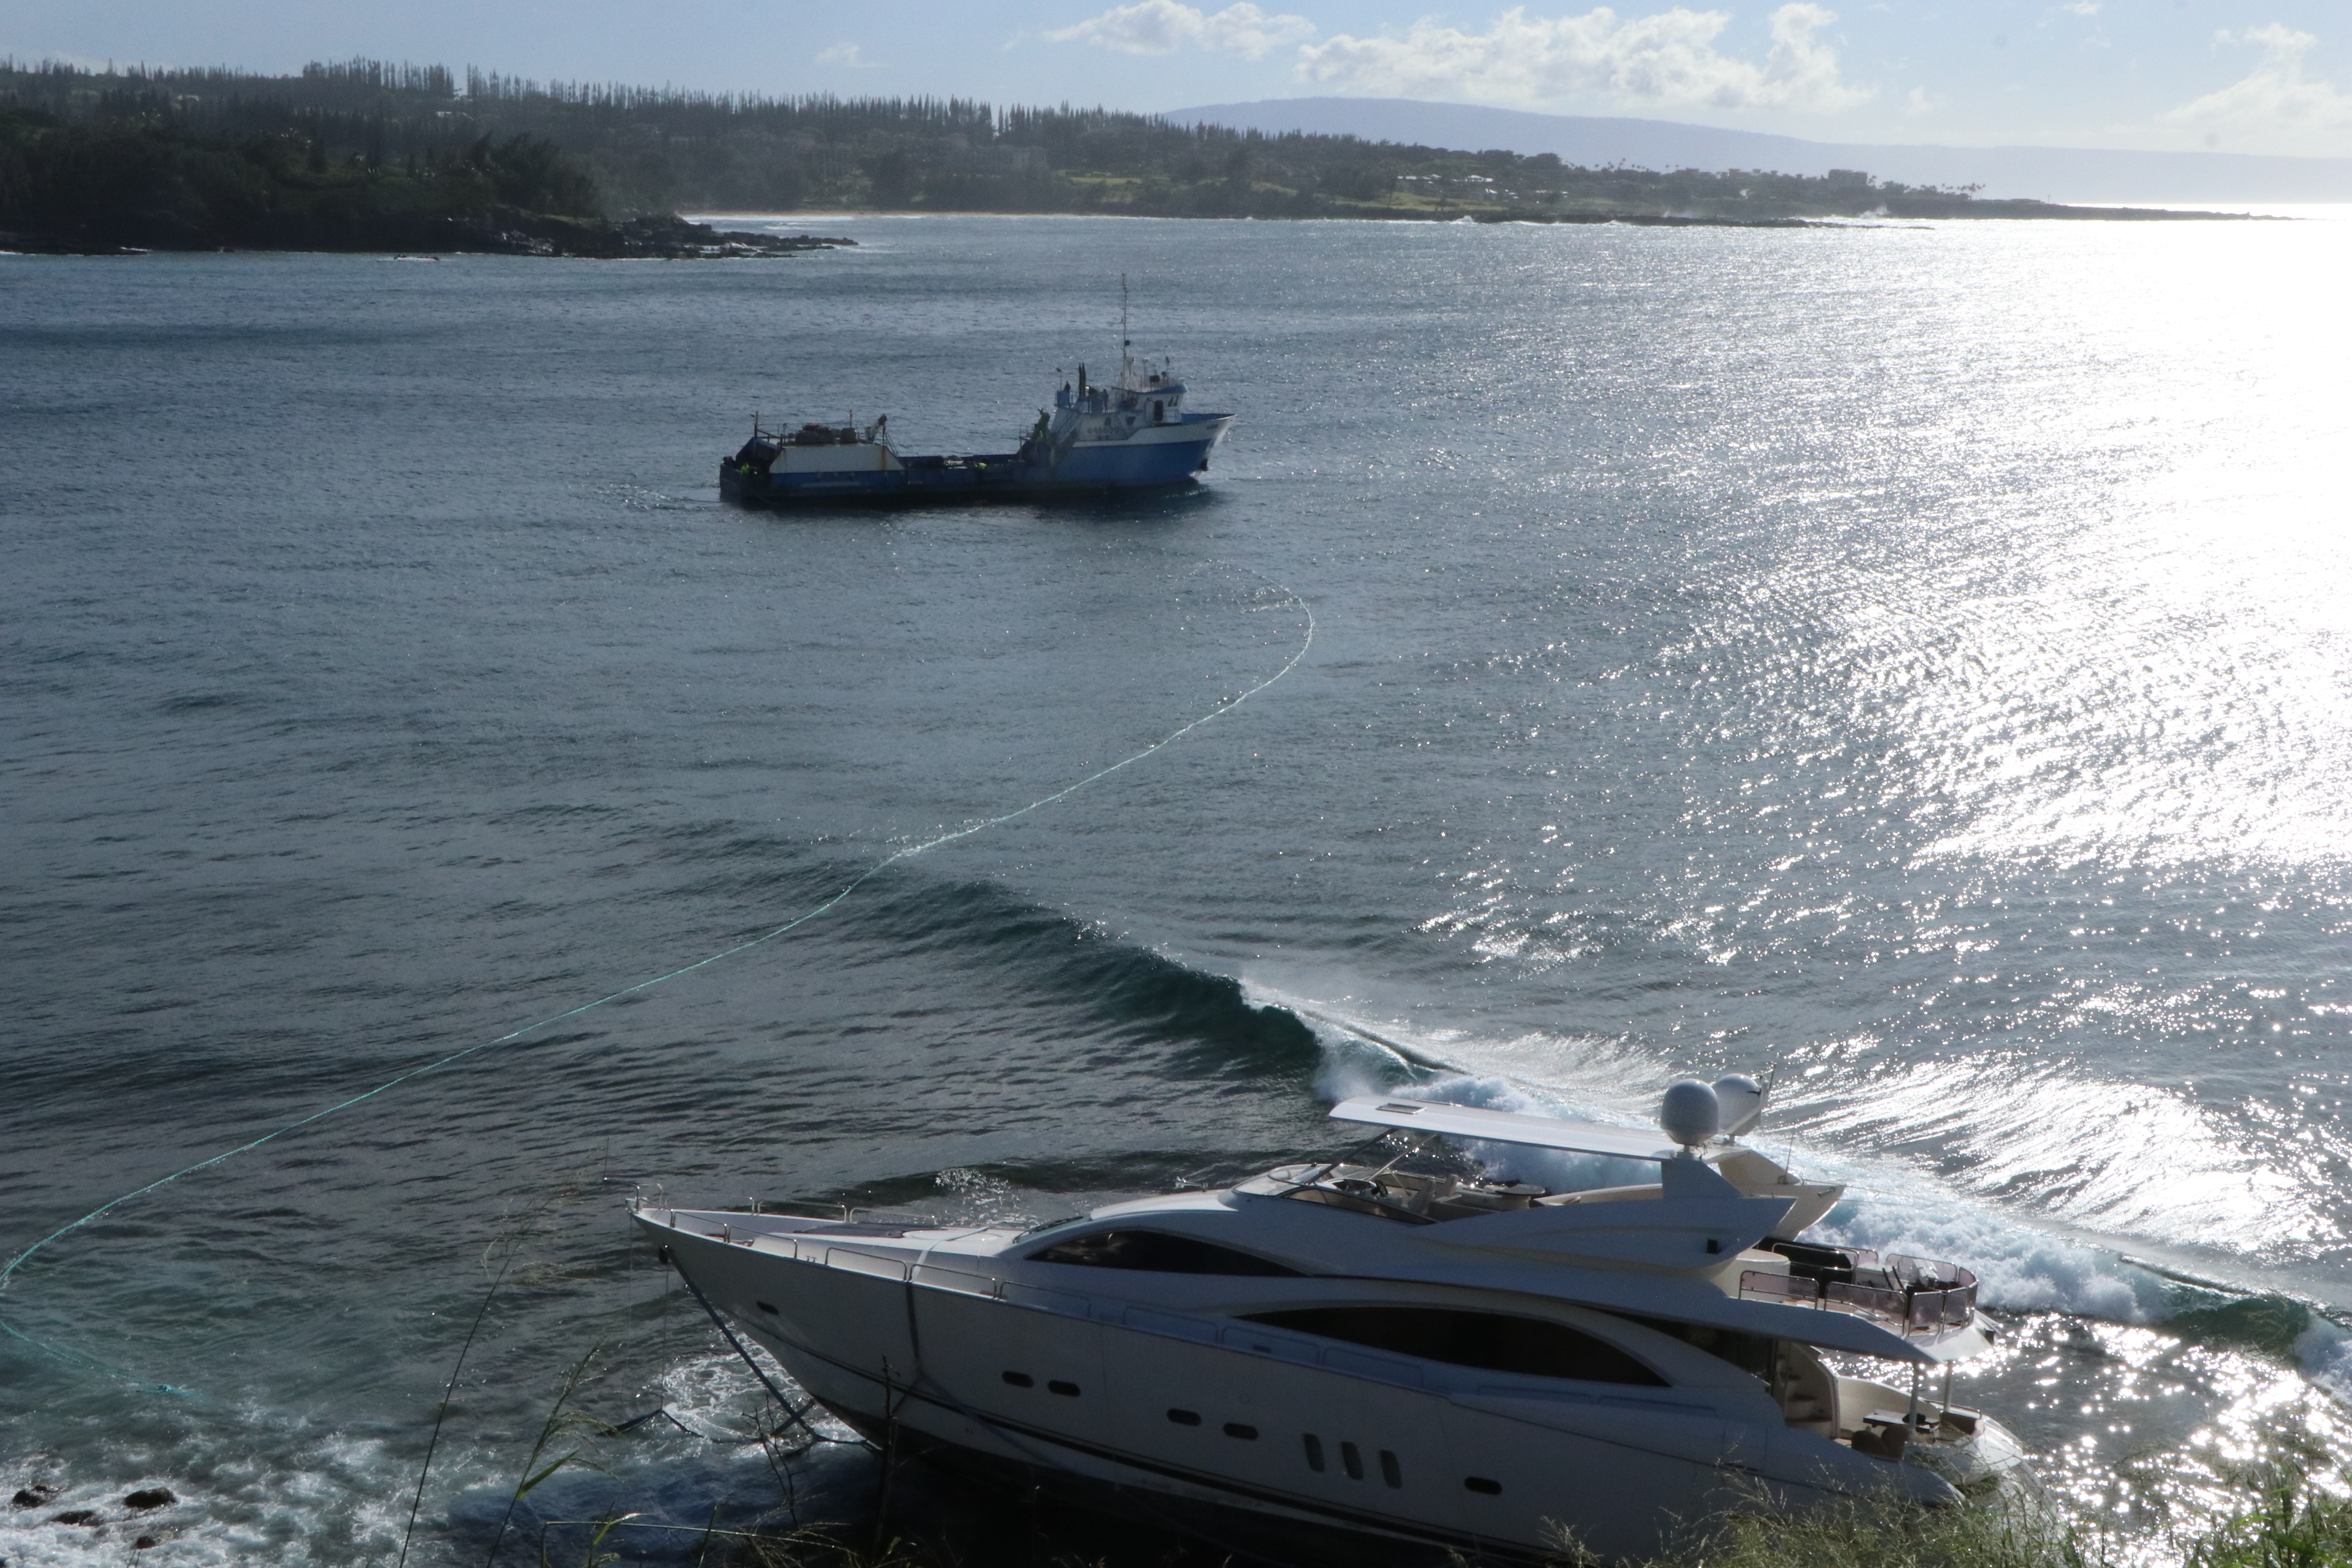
2061;1;2100;16
1292;4;1873;114
1906;84;1940;115
1047;1;1316;59
2165;24;2352;155
815;42;871;67
36;51;183;73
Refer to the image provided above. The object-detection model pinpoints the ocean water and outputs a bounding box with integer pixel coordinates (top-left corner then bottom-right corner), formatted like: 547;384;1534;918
4;210;2350;1565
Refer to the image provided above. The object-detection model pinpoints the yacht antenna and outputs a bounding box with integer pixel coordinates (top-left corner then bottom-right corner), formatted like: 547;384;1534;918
1760;1058;1796;1179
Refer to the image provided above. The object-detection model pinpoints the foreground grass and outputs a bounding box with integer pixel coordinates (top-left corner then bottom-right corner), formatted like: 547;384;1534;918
1639;1489;2111;1568
517;1469;2352;1568
2178;1478;2352;1568
1607;1470;2352;1568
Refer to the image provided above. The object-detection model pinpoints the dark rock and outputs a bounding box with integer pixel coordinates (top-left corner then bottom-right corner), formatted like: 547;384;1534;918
51;1508;102;1525
123;1488;176;1510
0;228;149;256
137;1535;162;1550
11;1483;61;1507
524;212;855;259
6;203;855;260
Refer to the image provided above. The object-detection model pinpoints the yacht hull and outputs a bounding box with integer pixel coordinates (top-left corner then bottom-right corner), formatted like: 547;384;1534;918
662;1224;1539;1563
641;1214;1937;1565
875;1438;1530;1568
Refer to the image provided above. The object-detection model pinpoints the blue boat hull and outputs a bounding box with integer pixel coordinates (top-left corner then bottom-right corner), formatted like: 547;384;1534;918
722;416;1232;506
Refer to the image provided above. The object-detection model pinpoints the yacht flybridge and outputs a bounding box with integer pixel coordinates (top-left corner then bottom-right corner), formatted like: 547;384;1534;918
631;1078;2027;1562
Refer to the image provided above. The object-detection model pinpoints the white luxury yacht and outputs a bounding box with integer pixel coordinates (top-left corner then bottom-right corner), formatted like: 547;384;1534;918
630;1078;2028;1563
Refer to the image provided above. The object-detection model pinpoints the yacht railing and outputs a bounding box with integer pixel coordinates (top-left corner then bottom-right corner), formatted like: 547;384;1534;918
1737;1252;1978;1336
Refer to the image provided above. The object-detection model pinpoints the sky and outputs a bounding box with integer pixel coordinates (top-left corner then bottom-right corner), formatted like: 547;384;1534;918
9;1;2351;159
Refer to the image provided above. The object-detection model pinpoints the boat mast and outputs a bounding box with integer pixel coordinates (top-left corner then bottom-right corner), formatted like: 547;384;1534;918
1120;272;1133;387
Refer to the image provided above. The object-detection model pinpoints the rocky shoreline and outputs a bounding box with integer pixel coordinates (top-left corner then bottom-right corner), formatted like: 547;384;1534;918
9;200;2266;257
2;211;853;258
9;1480;179;1552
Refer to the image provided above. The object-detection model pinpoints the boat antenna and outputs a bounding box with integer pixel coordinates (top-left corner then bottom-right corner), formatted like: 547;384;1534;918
1761;1057;1799;1180
1120;272;1132;384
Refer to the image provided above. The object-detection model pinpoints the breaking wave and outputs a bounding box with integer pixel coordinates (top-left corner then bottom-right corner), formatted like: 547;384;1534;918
829;873;1320;1068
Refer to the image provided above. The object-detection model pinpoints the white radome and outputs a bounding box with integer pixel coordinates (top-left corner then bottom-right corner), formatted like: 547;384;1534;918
1659;1077;1722;1148
1713;1073;1767;1138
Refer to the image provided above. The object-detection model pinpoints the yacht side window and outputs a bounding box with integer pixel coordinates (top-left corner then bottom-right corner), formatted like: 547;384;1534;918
1030;1230;1302;1276
1241;1307;1667;1387
1623;1314;1776;1379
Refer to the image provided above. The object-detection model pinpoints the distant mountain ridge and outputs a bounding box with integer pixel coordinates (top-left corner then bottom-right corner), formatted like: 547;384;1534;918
1168;98;2352;205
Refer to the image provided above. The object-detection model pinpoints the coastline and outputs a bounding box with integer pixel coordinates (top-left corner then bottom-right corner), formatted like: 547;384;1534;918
670;200;2276;232
6;197;2231;260
0;212;854;259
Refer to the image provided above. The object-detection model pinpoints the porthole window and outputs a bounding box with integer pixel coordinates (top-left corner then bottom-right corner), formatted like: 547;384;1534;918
1241;1306;1666;1386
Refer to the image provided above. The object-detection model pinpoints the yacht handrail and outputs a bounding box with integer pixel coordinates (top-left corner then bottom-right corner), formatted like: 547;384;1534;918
1737;1257;1978;1336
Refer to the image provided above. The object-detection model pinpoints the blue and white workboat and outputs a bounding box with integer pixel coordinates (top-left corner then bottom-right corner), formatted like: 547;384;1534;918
720;350;1234;505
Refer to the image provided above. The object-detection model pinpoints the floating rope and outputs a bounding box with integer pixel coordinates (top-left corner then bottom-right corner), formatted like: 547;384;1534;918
0;579;1316;1392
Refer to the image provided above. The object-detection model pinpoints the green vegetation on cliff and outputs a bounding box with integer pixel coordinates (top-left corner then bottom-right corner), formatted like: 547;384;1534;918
0;107;604;250
0;63;844;253
1;58;2241;250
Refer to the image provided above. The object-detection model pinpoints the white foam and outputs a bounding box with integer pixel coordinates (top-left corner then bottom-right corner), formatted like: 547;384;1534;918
933;1166;1040;1229
434;1344;873;1563
653;1347;855;1446
0;1414;405;1568
2294;1319;2352;1401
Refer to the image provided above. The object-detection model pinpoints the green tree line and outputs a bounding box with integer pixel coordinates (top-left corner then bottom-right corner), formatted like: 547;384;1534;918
3;56;2015;240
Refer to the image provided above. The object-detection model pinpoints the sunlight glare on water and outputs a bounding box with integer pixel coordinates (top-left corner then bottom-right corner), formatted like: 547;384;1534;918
4;211;2351;1563
1890;224;2352;870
